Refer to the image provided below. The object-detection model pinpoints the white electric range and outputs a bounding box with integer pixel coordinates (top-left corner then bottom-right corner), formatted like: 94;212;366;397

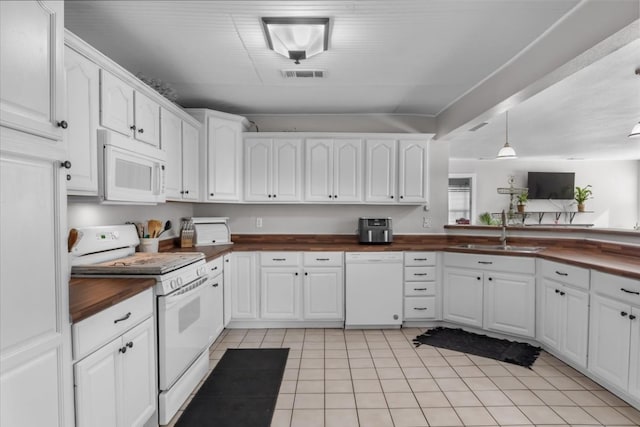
71;225;214;425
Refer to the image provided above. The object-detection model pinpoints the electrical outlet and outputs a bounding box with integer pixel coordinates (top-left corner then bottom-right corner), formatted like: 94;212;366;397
256;217;263;228
422;217;432;228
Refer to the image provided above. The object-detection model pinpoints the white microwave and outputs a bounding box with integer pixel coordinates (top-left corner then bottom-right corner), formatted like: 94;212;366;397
98;129;166;204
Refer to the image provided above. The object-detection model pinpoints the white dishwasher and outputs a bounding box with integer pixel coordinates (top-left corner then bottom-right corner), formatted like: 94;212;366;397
345;252;404;328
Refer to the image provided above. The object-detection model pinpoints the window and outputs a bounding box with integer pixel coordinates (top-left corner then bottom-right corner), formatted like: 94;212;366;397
448;175;475;225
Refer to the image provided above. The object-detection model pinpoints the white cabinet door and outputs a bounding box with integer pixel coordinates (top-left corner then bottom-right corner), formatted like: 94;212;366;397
0;0;65;142
538;278;562;350
181;122;200;200
0;141;72;427
133;91;160;147
305;138;333;202
484;272;535;337
443;268;483;328
231;253;258;319
74;339;120;427
207;117;242;201
244;138;272;201
272;139;302;201
398;139;427;203
560;286;589;368
223;255;232;326
334;139;362;202
203;271;224;344
100;70;134;137
65;46;100;195
588;294;631;390
629;307;640;400
160;108;183;200
365;139;396;202
120;318;156;427
303;268;344;320
261;268;301;320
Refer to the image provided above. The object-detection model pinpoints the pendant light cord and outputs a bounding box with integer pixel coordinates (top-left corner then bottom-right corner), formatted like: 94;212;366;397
505;111;509;144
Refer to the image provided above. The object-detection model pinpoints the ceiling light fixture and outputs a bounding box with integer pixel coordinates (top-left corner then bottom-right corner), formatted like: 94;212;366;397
262;17;329;64
631;68;640;138
496;111;517;159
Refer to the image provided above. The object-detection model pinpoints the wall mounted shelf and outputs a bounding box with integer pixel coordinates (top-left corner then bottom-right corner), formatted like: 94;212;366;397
492;210;594;225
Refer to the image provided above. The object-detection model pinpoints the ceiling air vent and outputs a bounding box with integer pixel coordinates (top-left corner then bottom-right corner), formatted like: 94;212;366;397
468;122;489;132
281;69;326;79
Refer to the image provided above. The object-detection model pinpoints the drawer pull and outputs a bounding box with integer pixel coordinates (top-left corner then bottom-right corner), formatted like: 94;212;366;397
478;261;493;265
212;282;219;287
555;271;568;276
414;258;427;261
414;288;427;291
119;346;127;354
621;288;640;295
414;273;428;276
316;258;330;261
126;341;134;349
211;266;218;271
559;291;565;296
621;311;629;317
630;315;637;320
414;307;427;311
114;312;132;324
272;258;286;261
555;289;560;294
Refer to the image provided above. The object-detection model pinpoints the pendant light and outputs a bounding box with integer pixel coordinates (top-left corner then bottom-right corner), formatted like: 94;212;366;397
496;111;517;159
629;122;640;138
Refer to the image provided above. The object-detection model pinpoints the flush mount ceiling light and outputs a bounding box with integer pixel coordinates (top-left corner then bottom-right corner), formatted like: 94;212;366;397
262;17;329;64
496;111;517;159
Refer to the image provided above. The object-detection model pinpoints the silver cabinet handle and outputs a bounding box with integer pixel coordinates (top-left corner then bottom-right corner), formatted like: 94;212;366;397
114;312;131;324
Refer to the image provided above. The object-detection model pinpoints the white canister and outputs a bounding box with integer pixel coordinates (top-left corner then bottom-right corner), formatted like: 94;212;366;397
139;238;159;253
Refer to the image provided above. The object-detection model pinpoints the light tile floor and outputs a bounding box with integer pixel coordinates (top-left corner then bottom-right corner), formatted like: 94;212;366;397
167;328;640;427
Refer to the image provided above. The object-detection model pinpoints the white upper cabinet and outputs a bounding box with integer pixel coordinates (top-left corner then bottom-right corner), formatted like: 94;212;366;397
0;0;65;142
365;139;397;202
100;70;134;137
305;138;362;202
65;46;99;195
244;137;302;202
398;139;428;203
133;91;160;147
100;70;160;147
181;122;200;201
160;108;183;200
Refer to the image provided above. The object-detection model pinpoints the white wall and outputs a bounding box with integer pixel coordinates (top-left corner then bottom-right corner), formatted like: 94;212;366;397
449;159;639;228
67;201;193;239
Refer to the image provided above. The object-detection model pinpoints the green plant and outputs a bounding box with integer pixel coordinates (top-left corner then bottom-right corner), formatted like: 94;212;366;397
478;212;499;226
574;185;593;204
517;191;528;205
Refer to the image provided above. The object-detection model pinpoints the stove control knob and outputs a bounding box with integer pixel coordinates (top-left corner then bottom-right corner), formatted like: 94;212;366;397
170;279;177;289
177;277;183;286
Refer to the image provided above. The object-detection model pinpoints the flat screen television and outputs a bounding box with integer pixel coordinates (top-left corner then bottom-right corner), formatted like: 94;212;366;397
527;172;575;200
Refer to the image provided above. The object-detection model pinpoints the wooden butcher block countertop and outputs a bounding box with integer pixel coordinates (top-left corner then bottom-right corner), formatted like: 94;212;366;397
69;277;156;323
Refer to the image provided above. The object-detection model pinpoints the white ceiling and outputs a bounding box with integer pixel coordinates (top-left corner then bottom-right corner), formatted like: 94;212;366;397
64;0;640;160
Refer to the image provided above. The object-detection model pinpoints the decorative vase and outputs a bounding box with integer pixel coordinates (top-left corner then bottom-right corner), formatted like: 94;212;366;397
517;204;525;213
577;203;585;212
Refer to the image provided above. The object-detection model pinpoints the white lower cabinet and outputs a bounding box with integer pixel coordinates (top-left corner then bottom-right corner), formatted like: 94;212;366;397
230;252;258;320
303;267;344;320
261;267;302;320
404;252;438;320
204;257;224;345
74;316;156;427
443;253;535;337
223;254;232;326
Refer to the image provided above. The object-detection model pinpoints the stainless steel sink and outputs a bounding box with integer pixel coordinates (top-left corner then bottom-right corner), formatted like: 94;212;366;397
455;244;544;253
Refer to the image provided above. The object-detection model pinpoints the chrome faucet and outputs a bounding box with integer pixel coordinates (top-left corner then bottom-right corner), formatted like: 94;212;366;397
500;210;508;249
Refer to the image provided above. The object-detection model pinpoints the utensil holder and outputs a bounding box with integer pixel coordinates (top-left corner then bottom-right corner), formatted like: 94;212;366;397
180;230;194;248
139;238;159;253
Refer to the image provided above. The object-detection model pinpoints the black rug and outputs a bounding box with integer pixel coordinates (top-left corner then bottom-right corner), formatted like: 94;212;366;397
176;348;289;427
413;327;541;368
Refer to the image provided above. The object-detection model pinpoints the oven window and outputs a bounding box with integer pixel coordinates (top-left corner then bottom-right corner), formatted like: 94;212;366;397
115;158;152;191
179;297;201;333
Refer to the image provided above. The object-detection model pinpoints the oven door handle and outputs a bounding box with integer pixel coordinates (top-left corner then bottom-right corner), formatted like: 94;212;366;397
162;277;209;309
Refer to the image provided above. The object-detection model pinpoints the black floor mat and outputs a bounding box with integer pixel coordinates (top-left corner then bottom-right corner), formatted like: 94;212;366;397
413;327;541;368
176;348;289;427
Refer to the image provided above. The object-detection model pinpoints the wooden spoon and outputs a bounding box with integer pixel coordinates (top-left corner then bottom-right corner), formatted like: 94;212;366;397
68;228;78;252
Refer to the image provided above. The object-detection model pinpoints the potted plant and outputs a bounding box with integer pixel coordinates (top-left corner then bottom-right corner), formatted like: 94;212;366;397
478;212;499;226
574;185;593;212
516;191;528;213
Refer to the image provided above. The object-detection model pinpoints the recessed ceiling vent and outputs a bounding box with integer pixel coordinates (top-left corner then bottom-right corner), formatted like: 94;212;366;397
281;69;326;79
468;122;489;132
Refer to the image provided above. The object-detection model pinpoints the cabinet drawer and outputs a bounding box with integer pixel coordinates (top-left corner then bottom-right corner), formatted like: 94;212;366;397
206;256;224;278
260;252;301;267
404;252;436;266
445;252;535;274
404;297;436;319
540;260;589;290
405;266;436;281
592;270;640;306
303;252;343;267
404;282;436;296
73;288;153;361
